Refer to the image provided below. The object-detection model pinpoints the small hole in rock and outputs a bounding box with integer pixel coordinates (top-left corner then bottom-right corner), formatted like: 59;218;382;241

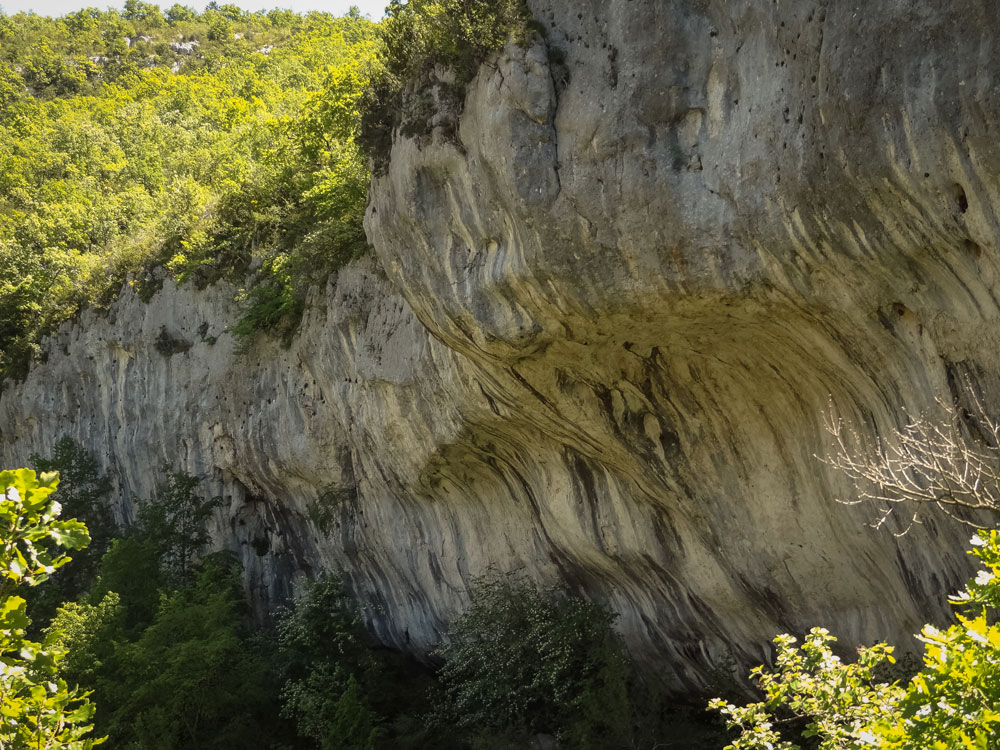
953;183;969;214
963;239;982;258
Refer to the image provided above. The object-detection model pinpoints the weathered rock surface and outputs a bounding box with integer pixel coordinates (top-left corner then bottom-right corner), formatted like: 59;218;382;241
3;0;1000;688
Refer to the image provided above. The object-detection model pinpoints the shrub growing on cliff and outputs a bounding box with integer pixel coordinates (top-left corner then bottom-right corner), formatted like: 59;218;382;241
359;0;534;165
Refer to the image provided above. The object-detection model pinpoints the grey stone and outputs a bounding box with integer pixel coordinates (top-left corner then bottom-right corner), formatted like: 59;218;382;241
4;0;999;689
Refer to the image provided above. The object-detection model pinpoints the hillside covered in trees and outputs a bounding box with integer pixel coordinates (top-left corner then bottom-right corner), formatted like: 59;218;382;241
0;3;373;381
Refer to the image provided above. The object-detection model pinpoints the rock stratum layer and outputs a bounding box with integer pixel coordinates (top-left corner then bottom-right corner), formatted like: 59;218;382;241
3;0;1000;688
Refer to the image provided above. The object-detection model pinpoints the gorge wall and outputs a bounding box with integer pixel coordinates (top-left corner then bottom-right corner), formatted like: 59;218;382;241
3;0;1000;689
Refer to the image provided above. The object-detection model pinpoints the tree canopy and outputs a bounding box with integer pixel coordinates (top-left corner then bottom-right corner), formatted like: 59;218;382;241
0;6;375;382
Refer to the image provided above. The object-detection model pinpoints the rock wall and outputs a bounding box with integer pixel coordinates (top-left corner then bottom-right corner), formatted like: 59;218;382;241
3;0;1000;689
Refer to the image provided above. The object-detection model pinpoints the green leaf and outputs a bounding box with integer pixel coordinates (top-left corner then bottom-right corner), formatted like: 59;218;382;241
50;520;91;550
0;595;29;631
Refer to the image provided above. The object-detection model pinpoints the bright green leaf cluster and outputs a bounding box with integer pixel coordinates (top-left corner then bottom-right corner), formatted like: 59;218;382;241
0;467;102;749
709;629;903;750
876;531;1000;749
0;468;90;593
711;530;1000;750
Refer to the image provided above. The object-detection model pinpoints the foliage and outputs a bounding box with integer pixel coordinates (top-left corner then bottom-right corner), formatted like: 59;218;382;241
434;576;632;747
99;553;279;749
0;467;102;749
153;328;192;357
29;439;114;557
710;529;1000;750
46;465;297;749
44;592;122;695
359;0;534;165
28;438;114;625
136;469;221;585
277;578;386;749
276;576;469;750
322;674;381;750
0;6;375;383
0;469;91;596
708;629;903;750
876;529;1000;749
87;536;163;637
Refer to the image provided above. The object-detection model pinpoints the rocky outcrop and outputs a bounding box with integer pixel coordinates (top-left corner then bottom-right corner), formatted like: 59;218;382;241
3;0;1000;689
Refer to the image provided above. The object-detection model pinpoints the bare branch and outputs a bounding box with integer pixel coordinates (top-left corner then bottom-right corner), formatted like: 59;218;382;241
819;390;1000;532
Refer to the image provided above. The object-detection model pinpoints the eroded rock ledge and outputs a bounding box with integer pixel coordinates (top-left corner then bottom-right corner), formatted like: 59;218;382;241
3;0;999;688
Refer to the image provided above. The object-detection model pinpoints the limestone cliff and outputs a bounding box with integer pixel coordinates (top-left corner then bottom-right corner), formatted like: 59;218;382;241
3;0;999;689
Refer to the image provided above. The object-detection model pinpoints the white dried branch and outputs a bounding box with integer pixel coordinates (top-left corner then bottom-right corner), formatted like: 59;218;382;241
820;392;1000;534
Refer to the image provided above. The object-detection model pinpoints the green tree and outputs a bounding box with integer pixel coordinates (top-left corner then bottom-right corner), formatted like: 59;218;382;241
47;473;295;749
136;469;221;585
123;0;164;26
204;11;232;42
434;576;632;747
101;553;275;749
0;467;102;749
276;576;472;750
28;438;115;624
45;592;122;697
164;4;196;24
277;578;385;749
88;536;163;636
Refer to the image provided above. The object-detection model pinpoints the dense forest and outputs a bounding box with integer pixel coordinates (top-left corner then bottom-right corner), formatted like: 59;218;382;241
0;0;532;384
3;3;1000;750
0;3;373;383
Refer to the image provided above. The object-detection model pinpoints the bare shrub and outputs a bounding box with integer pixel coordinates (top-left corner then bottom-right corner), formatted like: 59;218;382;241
822;392;1000;533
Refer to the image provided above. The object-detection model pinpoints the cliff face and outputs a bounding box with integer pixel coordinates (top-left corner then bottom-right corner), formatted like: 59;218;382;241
3;0;1000;688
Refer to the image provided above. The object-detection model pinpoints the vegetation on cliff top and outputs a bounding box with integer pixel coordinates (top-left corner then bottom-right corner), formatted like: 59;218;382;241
0;5;373;382
0;0;539;385
358;0;534;167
